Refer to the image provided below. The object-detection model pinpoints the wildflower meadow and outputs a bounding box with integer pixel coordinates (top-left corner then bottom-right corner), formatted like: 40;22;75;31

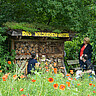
0;62;96;96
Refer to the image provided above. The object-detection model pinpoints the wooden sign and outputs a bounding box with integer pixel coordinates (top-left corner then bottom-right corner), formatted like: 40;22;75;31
22;31;69;37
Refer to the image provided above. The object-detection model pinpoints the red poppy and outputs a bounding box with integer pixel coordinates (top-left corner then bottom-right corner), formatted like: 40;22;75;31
8;61;11;64
3;79;6;81
89;83;93;86
54;68;57;74
53;84;58;89
48;78;54;83
93;84;95;87
59;84;66;90
77;84;80;86
74;78;77;81
66;82;70;85
20;75;25;78
70;70;73;74
13;75;17;79
20;88;24;91
45;66;48;69
46;69;49;72
93;91;96;93
66;82;70;87
0;70;2;72
32;79;36;82
21;94;26;96
66;74;70;77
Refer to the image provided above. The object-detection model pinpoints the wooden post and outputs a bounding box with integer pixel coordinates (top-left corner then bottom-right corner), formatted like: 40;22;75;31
62;42;67;75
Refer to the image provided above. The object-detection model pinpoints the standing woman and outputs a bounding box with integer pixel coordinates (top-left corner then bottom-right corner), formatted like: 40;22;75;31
79;37;93;68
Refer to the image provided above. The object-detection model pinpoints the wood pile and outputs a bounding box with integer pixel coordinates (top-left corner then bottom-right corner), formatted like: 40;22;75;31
14;40;64;72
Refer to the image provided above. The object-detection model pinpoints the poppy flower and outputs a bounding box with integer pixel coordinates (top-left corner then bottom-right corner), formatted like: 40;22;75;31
46;69;49;72
74;78;77;81
3;78;6;81
53;84;58;89
66;74;70;77
89;83;93;86
45;66;48;69
2;75;8;79
13;75;17;79
93;84;95;87
8;61;11;64
54;63;56;67
20;75;25;78
0;70;2;72
66;82;70;85
32;79;36;82
54;68;57;74
39;67;41;69
0;66;1;68
20;88;24;91
68;77;72;80
93;91;96;93
70;71;74;74
77;84;81;86
70;70;74;74
48;78;54;83
66;82;70;87
59;84;66;90
21;94;26;96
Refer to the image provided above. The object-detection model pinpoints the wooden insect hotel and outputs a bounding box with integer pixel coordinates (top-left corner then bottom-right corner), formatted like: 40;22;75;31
6;22;75;75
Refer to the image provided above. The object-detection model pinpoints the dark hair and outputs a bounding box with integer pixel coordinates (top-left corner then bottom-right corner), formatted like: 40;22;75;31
31;53;36;59
82;54;88;60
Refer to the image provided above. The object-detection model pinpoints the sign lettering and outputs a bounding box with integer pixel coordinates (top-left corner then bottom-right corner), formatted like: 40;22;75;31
22;31;69;37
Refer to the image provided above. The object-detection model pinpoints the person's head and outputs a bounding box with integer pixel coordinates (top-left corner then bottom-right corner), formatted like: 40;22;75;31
82;54;88;61
83;37;90;44
31;53;36;59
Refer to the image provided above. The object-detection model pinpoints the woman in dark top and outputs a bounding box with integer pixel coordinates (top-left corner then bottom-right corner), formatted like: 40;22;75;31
79;37;93;68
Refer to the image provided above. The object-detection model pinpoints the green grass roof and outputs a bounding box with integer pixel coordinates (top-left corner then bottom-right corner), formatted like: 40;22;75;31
3;22;63;33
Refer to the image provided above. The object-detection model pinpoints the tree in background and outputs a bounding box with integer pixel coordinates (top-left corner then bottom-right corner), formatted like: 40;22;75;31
0;0;96;70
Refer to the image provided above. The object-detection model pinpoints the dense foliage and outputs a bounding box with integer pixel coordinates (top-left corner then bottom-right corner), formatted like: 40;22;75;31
0;27;15;73
0;64;96;96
